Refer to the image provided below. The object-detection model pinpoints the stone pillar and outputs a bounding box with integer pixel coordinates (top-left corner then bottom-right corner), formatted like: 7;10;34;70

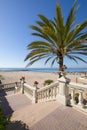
58;76;70;106
20;77;25;94
20;80;24;94
32;86;37;103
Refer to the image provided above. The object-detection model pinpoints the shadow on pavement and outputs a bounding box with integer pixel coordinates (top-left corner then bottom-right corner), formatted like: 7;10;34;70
0;89;13;115
6;120;29;130
0;95;13;115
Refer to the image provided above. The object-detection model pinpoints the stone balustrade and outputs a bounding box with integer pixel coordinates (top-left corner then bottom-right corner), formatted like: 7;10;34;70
56;76;87;112
0;82;21;91
67;82;87;110
14;76;87;112
37;81;59;102
21;82;59;103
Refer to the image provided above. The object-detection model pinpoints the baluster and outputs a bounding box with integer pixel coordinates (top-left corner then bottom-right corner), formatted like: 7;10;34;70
78;90;83;106
56;86;58;97
55;86;57;97
42;91;44;102
41;92;43;101
47;89;49;99
43;91;45;100
53;86;56;99
53;87;55;99
48;89;50;99
39;92;41;102
52;87;54;98
43;91;45;102
44;90;47;101
54;86;56;98
71;88;75;105
45;90;48;100
44;90;46;99
39;92;41;101
50;88;53;99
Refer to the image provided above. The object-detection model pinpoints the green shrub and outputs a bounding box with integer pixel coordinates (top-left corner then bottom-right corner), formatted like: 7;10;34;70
0;101;5;130
0;100;11;130
44;79;54;86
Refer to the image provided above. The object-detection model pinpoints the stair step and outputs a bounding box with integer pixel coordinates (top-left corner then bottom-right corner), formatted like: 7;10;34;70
11;101;60;127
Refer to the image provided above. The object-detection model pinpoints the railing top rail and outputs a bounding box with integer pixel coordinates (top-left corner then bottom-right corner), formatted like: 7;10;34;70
24;83;36;91
0;82;20;87
37;81;58;92
68;82;87;90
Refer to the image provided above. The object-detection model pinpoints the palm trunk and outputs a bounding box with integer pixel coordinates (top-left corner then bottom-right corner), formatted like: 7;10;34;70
59;56;64;78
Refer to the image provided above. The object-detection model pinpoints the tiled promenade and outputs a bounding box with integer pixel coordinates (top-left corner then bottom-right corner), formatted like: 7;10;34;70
0;92;87;130
30;105;87;130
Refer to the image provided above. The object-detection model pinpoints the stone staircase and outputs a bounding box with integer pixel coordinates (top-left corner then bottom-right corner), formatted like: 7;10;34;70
10;100;60;127
1;79;87;130
6;97;87;130
1;91;60;130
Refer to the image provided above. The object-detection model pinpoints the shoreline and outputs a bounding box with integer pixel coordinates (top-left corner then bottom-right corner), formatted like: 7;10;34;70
0;67;87;73
0;70;87;73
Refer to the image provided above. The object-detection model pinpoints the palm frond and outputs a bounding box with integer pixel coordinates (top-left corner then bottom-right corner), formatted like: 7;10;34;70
56;3;64;42
38;14;54;30
72;20;87;40
36;21;45;27
65;0;78;34
69;52;87;55
27;41;51;49
30;25;42;33
56;3;64;30
67;39;87;49
31;33;57;45
44;57;53;65
25;49;50;61
66;55;78;64
51;58;56;67
73;56;87;63
42;26;57;43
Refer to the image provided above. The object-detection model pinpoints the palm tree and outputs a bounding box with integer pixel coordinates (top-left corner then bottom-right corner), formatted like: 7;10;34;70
25;0;87;77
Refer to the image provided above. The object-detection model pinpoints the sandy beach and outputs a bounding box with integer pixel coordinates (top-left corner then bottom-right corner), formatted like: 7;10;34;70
0;71;58;88
0;71;87;88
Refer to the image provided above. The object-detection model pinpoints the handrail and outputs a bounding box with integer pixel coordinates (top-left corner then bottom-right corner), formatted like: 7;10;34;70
0;82;21;90
68;82;87;90
24;83;36;91
0;82;20;86
37;81;58;92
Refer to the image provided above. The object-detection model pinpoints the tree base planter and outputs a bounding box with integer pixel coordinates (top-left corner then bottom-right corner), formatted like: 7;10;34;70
57;95;67;106
58;76;70;106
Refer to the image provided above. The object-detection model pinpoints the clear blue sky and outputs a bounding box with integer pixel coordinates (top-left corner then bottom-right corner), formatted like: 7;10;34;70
0;0;87;68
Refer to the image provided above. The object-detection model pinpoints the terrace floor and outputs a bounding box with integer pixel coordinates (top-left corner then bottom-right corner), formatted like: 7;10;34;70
0;91;87;130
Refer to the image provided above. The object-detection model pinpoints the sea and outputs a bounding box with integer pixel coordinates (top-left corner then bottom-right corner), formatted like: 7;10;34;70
0;68;87;73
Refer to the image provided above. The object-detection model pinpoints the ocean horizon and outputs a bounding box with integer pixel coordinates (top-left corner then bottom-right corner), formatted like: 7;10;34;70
0;67;87;72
